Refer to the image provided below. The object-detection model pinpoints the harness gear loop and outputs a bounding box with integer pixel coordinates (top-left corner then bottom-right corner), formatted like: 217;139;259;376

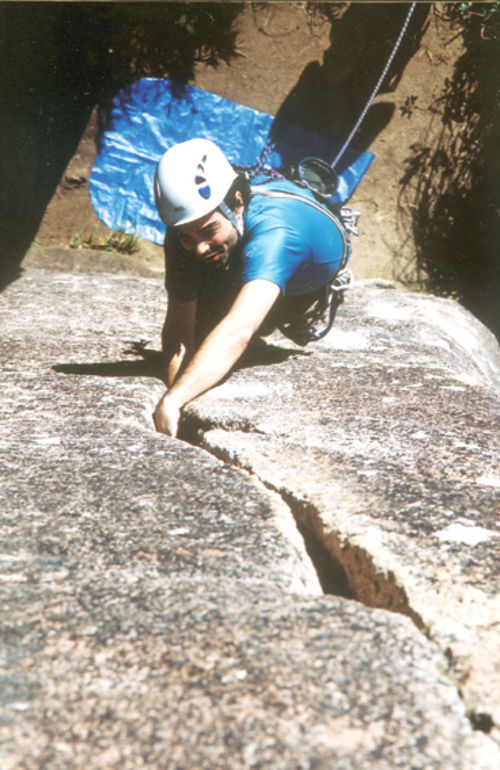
276;267;354;347
339;206;361;237
316;267;354;340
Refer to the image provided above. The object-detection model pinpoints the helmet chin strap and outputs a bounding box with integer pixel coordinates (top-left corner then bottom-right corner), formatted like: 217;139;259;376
219;202;244;238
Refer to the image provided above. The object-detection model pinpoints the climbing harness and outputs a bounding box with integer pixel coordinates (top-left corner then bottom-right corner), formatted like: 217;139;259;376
277;267;354;346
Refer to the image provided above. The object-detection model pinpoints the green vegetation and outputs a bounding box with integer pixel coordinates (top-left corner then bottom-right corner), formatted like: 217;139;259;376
400;2;499;338
70;226;139;255
105;230;140;255
455;2;499;26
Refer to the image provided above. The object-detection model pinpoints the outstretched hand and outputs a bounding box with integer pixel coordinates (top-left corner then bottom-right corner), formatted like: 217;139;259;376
152;281;281;437
153;394;181;437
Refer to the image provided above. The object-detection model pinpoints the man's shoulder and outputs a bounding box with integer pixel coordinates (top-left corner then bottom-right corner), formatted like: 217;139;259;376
245;176;326;241
246;178;300;226
249;175;308;197
247;176;324;216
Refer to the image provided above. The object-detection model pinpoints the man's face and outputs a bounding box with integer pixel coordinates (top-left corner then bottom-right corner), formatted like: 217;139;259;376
176;208;239;268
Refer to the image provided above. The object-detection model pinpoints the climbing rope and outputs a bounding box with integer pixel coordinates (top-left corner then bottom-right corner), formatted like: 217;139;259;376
250;2;418;177
243;4;418;345
240;140;281;179
330;1;417;169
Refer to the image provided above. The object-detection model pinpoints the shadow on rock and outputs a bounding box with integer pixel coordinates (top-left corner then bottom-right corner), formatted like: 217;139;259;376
54;339;165;380
53;359;163;380
52;337;306;384
237;337;311;370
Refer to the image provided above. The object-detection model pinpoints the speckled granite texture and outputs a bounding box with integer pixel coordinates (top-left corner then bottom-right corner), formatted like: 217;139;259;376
191;283;500;736
1;263;499;768
191;285;500;725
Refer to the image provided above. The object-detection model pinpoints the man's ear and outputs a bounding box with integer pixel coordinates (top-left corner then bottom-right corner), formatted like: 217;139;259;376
234;190;245;216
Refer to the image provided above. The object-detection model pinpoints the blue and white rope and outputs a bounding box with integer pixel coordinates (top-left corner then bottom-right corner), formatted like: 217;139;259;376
331;1;417;169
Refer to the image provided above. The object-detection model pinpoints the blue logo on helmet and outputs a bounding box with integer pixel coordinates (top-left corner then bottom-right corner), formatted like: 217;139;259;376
195;155;211;200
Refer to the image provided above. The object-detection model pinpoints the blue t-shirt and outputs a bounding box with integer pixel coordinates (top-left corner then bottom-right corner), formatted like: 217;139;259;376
165;176;348;300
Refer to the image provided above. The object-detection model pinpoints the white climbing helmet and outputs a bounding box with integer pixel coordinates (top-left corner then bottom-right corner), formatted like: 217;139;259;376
154;138;238;227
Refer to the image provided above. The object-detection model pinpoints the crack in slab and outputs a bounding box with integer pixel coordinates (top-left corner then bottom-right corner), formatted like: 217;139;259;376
278;489;426;629
178;414;495;736
180;413;266;445
179;417;428;626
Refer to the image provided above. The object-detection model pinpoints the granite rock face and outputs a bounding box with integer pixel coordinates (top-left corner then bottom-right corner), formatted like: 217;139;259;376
189;282;500;736
1;263;499;768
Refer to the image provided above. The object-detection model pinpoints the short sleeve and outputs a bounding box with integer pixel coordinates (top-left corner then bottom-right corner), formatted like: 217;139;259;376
241;221;307;293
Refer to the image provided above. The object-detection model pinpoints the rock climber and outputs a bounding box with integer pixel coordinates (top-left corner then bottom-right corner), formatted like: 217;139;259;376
152;137;352;437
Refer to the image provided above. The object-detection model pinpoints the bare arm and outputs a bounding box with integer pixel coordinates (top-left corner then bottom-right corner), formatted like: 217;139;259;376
154;279;281;436
161;296;197;386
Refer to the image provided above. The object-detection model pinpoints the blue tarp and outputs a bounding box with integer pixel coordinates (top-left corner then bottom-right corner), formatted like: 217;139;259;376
89;78;374;245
